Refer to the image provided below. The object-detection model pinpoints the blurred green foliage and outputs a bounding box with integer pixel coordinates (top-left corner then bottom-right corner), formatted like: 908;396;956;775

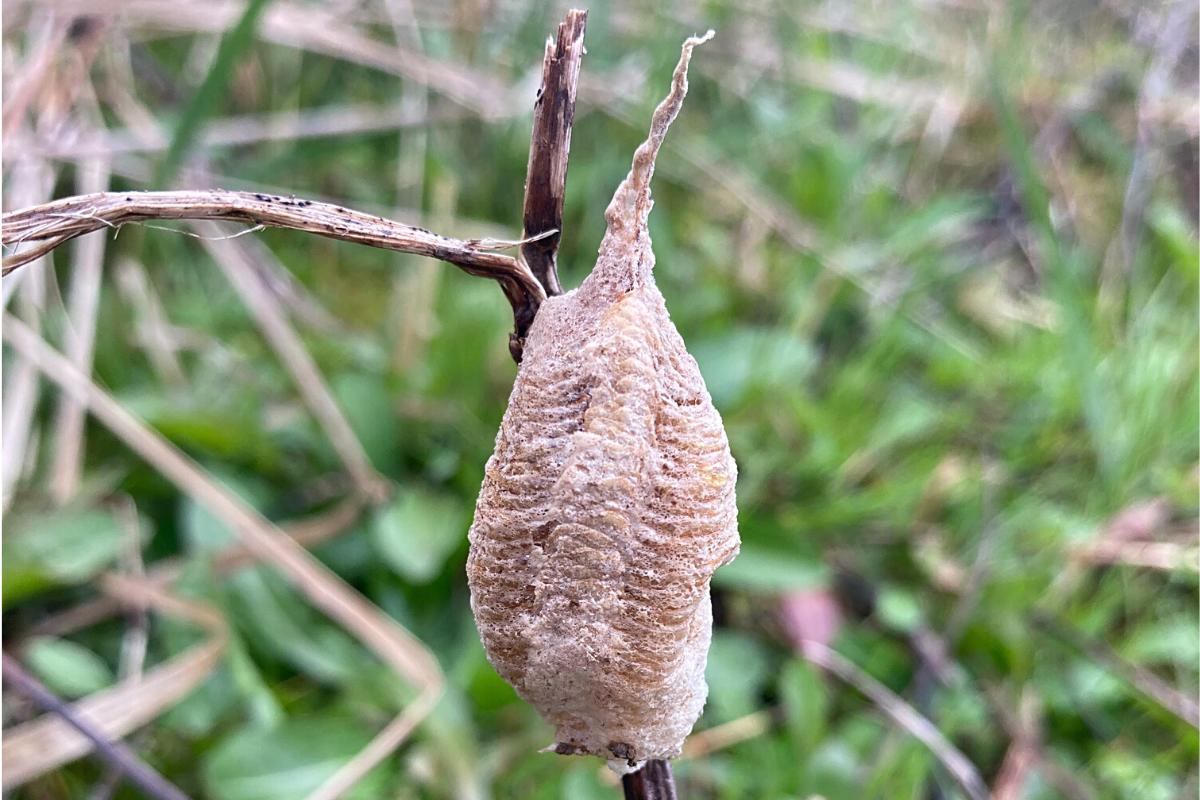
3;1;1197;799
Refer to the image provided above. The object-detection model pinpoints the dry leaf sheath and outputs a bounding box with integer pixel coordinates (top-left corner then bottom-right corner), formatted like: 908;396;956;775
467;32;739;765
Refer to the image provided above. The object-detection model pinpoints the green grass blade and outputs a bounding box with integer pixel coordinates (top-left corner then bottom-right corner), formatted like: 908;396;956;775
156;0;273;185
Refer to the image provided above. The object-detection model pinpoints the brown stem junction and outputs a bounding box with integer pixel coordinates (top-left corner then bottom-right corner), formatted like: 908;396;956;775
1;8;590;363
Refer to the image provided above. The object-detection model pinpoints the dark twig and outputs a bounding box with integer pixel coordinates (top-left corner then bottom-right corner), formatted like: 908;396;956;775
1;653;190;800
89;497;152;800
622;759;678;800
520;9;587;300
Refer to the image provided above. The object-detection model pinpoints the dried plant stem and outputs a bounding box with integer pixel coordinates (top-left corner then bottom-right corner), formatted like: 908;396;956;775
520;9;587;298
25;496;365;642
1070;538;1199;572
306;688;440;800
801;641;989;800
1111;1;1196;285
383;0;435;374
3;587;225;790
88;498;154;800
5;101;469;160
113;258;189;387
1;268;45;509
2;312;441;684
983;684;1096;800
118;0;511;116
681;710;772;759
197;224;389;499
2;189;546;355
0;191;525;278
1;14;68;136
2;573;228;790
1;158;55;509
1;314;443;798
1;654;191;800
2;3;592;361
49;156;111;503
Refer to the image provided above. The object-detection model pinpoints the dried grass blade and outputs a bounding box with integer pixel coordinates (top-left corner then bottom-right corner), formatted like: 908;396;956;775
802;641;989;800
2;315;444;790
49;156;112;503
196;223;388;500
2;577;226;789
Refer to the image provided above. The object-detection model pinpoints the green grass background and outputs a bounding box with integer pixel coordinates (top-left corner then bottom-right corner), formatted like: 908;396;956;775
3;1;1197;798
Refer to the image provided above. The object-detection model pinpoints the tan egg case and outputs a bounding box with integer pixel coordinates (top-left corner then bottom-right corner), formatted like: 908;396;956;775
467;33;739;765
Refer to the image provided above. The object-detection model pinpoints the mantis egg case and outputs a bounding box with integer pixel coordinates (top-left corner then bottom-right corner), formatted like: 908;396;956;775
467;32;738;764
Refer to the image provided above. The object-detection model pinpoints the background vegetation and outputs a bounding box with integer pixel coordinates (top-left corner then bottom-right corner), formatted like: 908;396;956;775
3;1;1197;798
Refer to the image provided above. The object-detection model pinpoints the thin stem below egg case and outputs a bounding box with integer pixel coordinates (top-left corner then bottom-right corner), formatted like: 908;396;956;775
622;759;678;800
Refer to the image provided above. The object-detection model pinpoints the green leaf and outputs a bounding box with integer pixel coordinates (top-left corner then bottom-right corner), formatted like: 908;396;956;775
690;327;815;409
1148;202;1200;285
202;715;391;800
712;545;825;594
705;631;770;723
157;563;242;737
332;373;402;474
1121;619;1200;667
865;736;932;800
157;0;273;184
24;637;114;698
3;508;126;604
180;483;370;684
780;658;827;755
559;765;612;800
875;587;923;633
370;488;466;583
224;631;284;728
806;738;862;800
226;568;369;684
